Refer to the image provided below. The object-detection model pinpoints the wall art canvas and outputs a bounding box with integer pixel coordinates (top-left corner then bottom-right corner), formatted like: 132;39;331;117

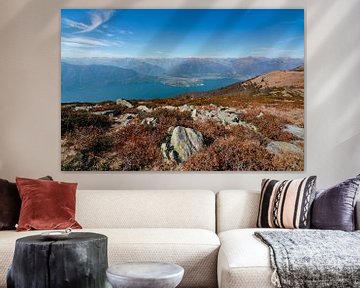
61;9;304;171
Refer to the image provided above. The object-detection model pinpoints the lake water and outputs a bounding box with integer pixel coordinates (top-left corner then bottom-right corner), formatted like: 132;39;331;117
61;78;240;103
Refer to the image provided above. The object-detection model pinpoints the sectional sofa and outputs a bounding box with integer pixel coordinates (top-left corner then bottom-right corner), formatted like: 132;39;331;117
0;189;359;288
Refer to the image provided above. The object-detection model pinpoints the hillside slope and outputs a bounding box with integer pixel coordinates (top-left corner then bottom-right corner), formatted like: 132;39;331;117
175;66;304;100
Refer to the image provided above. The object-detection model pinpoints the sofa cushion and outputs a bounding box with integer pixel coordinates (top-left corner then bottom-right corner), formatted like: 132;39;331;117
16;177;81;231
311;174;360;231
0;179;20;231
257;177;317;229
216;190;260;233
217;228;279;288
76;190;216;231
0;176;52;230
0;228;220;288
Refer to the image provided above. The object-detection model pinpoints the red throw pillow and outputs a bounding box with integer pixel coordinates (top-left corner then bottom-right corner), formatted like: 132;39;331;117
0;176;53;230
16;177;82;231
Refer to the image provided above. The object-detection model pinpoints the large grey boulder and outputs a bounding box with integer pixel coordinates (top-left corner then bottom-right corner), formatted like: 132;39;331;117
161;126;204;163
266;141;303;155
283;124;304;140
116;99;133;108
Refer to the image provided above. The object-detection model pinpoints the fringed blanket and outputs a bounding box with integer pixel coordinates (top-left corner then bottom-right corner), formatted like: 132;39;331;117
255;230;360;288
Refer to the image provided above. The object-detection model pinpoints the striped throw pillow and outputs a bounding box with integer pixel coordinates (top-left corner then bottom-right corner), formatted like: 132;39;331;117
257;176;317;229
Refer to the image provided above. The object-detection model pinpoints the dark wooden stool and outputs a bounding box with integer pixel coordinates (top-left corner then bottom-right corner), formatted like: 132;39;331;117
7;232;108;288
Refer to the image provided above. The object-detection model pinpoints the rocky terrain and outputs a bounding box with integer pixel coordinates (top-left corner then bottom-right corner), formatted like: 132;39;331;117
61;67;304;171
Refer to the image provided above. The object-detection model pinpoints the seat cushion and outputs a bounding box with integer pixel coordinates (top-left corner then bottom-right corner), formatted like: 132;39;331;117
0;228;220;288
218;228;282;288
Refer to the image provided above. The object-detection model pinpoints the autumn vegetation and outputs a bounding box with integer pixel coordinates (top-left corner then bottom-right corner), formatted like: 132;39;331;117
61;85;304;171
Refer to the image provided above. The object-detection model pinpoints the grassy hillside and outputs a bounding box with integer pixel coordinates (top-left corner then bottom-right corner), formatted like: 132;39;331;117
61;68;304;171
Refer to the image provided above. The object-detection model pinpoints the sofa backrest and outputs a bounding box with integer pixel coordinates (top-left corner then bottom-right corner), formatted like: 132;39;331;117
216;190;260;233
217;190;360;232
76;190;216;231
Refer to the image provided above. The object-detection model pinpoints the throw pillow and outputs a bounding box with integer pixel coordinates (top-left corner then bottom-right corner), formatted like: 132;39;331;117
0;176;52;230
257;176;317;229
311;174;360;231
16;177;82;231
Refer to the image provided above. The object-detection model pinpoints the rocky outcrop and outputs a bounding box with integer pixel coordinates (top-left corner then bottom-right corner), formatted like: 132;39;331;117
192;106;244;126
116;99;133;108
137;105;152;113
266;141;303;155
156;105;177;111
178;104;194;112
283;124;304;140
114;113;136;127
256;112;264;118
141;117;157;127
74;106;92;112
93;109;120;117
161;126;204;163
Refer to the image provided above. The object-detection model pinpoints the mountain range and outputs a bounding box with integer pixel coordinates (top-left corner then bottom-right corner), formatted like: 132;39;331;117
62;57;303;84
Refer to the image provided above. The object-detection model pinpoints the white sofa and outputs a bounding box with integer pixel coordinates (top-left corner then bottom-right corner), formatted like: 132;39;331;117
216;190;360;288
0;190;220;288
1;189;359;288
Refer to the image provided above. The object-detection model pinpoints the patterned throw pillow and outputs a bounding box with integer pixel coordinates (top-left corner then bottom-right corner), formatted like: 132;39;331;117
257;176;317;229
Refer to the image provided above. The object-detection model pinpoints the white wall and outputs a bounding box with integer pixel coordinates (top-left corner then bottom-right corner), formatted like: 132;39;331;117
0;0;359;190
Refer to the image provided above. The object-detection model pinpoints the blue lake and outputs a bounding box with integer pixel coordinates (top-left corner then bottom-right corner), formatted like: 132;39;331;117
61;78;240;103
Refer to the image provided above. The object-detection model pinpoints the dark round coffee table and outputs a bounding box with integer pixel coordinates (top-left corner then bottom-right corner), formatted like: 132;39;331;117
7;232;108;288
106;262;184;288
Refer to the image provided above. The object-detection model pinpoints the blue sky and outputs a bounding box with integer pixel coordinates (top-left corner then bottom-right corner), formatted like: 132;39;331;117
61;9;304;59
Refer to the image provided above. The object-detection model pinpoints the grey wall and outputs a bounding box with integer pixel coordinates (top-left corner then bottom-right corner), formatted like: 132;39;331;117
0;0;359;190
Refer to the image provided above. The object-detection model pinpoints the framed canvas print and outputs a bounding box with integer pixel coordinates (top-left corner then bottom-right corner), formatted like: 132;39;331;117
61;9;304;171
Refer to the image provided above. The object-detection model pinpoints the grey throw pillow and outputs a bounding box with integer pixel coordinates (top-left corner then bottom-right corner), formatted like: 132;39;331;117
311;174;360;231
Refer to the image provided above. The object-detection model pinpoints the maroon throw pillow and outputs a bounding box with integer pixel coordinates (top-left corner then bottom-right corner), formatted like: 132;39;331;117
0;176;52;230
16;177;82;231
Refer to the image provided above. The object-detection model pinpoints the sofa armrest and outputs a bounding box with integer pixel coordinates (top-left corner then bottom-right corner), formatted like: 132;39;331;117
356;200;360;230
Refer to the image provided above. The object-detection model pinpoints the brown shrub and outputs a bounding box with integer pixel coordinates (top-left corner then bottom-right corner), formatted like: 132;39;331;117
61;126;117;171
272;152;304;171
71;127;114;154
182;137;275;171
61;109;112;135
191;121;230;145
242;111;294;142
111;125;163;171
150;109;192;126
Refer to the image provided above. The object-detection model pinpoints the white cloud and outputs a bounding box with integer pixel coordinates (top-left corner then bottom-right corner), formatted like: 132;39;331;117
62;10;115;33
62;36;110;47
61;47;126;59
61;35;125;51
62;18;89;30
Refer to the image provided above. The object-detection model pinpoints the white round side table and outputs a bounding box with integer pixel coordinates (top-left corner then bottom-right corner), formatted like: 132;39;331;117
106;262;184;288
